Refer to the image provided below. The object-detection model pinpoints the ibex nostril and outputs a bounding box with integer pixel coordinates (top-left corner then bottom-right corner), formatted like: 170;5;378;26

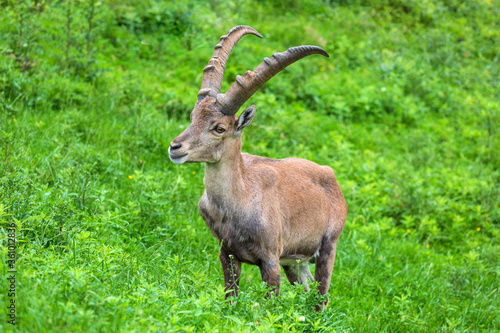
170;143;182;151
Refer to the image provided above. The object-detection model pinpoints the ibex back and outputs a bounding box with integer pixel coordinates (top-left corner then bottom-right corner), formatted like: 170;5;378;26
169;26;347;310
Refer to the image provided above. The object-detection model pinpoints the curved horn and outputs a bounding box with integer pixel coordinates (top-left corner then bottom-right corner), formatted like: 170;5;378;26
216;45;329;115
198;26;262;100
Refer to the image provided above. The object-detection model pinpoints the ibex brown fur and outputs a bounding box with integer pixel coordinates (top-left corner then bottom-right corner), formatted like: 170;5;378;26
169;26;347;310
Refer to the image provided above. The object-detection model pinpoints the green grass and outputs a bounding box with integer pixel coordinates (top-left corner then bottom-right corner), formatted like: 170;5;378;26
0;0;499;331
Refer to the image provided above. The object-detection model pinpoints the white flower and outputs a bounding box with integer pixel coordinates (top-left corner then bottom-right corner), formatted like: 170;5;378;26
299;316;305;322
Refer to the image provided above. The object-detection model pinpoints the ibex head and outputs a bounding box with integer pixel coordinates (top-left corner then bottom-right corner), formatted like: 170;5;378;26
168;96;255;164
169;25;328;165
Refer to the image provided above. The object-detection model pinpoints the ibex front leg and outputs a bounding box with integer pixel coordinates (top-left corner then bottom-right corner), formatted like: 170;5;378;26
220;247;241;299
259;259;281;296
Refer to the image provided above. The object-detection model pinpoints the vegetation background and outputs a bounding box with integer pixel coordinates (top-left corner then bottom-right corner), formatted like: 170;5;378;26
0;0;499;331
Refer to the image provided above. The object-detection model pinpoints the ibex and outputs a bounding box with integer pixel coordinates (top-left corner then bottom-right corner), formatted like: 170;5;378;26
169;26;347;309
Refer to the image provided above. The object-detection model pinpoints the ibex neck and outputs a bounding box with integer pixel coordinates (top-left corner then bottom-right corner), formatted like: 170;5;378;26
204;138;246;208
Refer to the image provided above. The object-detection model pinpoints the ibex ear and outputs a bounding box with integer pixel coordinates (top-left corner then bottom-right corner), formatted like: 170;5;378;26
235;105;256;135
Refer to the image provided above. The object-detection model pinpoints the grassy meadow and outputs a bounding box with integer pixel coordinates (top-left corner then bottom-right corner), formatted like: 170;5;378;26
0;0;499;331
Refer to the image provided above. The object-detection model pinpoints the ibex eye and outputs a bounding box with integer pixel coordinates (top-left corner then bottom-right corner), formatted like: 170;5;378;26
215;126;226;134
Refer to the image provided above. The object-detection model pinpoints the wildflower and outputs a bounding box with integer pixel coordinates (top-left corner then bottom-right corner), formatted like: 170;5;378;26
14;118;17;122
128;175;133;179
426;244;429;248
192;171;196;175
299;316;305;322
476;227;481;231
381;87;386;92
377;257;381;261
255;321;259;326
407;229;411;233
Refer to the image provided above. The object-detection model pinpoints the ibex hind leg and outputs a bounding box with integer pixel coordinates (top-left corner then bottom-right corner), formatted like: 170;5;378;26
283;262;314;291
314;236;338;311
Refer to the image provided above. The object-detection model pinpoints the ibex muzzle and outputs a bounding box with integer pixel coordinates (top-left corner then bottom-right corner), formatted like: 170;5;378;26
169;26;347;310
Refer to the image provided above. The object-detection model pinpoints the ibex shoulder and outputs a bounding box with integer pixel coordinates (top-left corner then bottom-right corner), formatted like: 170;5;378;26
242;154;337;184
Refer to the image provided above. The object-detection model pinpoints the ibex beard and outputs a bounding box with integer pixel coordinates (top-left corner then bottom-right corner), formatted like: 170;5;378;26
169;26;347;310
